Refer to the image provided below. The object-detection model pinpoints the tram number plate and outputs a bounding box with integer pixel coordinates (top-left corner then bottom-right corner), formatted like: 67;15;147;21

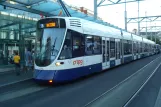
73;60;83;65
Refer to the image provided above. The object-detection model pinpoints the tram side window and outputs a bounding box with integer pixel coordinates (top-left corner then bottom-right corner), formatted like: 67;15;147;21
145;44;147;52
116;41;120;59
140;42;143;53
136;42;138;53
137;42;140;53
110;38;115;58
124;40;128;55
93;36;101;54
148;44;150;52
144;43;146;52
102;40;105;62
85;35;93;55
72;31;85;58
139;43;141;53
59;30;72;60
128;40;132;54
124;40;132;55
142;43;145;52
133;42;136;55
135;42;137;54
147;44;149;52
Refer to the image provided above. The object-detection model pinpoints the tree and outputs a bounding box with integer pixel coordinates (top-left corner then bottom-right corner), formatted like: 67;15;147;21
147;35;161;45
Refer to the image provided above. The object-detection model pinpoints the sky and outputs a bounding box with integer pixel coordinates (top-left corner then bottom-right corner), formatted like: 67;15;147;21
63;0;161;32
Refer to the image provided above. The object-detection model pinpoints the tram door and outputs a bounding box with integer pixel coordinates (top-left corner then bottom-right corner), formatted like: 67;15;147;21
115;39;121;65
102;37;110;70
120;39;124;64
133;41;137;60
138;42;141;59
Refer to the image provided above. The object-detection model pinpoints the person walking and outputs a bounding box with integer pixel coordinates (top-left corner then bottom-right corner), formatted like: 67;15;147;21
25;48;32;72
13;51;21;75
31;50;35;72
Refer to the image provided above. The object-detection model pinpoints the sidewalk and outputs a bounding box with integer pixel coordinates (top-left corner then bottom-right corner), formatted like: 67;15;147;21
0;70;33;87
0;64;14;73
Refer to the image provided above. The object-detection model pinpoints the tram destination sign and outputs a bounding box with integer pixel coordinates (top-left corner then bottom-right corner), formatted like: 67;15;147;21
37;18;66;29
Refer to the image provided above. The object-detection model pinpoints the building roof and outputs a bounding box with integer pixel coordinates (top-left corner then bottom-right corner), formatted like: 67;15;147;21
0;0;123;37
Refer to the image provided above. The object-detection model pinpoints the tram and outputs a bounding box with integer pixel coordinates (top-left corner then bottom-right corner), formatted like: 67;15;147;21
34;17;158;83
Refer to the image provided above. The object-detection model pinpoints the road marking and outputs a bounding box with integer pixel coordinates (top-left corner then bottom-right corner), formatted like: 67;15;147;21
0;86;48;102
154;86;161;107
123;58;161;107
152;66;161;107
83;55;161;107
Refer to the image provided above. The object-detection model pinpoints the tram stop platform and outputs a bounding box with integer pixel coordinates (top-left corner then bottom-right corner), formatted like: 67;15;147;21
0;65;33;87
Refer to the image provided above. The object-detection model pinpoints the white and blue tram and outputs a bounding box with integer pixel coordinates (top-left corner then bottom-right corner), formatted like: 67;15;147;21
34;17;158;83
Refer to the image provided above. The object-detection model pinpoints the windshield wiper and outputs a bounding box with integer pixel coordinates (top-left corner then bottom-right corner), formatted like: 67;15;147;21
51;37;58;56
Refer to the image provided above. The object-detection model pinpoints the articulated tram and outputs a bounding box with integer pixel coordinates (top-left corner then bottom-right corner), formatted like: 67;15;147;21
34;17;159;83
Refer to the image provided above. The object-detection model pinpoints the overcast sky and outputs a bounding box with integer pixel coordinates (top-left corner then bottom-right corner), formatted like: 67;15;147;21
63;0;161;32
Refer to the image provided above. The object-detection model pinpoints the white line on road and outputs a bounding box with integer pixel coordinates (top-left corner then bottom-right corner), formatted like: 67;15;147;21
153;67;161;107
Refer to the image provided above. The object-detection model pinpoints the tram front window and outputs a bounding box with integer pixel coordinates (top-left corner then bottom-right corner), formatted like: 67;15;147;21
35;28;65;66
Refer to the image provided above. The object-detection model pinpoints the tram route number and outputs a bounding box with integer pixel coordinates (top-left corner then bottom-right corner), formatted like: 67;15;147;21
73;60;83;65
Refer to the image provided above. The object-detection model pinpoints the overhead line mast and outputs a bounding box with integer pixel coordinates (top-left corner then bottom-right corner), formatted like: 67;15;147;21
58;0;71;17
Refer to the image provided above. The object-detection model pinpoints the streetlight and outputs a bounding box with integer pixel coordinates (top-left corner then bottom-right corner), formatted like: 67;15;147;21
124;0;127;31
145;11;147;38
155;23;156;43
137;0;140;36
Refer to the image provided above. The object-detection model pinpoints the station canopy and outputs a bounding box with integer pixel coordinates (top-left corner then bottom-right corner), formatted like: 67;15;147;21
0;0;122;37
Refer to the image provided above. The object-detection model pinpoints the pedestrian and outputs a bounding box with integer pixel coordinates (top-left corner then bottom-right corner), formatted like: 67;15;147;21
13;51;21;75
25;48;32;72
31;50;35;71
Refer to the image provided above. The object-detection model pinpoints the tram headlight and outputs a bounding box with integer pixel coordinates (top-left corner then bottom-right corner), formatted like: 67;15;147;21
49;80;53;83
55;62;64;66
55;62;61;66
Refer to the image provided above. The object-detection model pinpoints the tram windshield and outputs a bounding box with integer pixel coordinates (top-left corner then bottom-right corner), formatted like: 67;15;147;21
35;28;65;66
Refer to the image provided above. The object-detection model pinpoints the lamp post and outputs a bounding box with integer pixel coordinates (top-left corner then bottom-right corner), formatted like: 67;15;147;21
137;0;140;36
125;0;127;31
150;22;152;41
145;11;147;38
155;23;156;43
